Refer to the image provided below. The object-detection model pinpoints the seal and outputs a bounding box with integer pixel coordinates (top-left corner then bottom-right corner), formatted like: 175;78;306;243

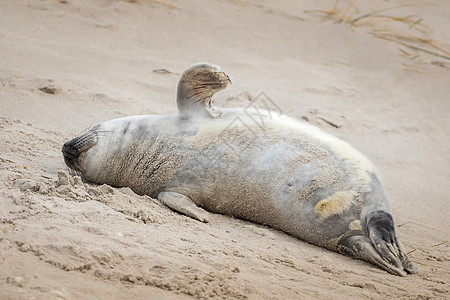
62;62;416;276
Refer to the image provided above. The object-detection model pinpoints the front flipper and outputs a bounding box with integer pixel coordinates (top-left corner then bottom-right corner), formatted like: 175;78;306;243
158;191;210;223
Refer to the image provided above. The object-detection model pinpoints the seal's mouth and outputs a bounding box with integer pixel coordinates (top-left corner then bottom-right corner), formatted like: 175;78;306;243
62;127;99;175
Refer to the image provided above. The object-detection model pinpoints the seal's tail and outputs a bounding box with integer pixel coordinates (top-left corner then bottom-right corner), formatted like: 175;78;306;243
338;210;416;276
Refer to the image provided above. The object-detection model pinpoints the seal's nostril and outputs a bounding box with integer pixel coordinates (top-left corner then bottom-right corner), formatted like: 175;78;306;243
62;143;73;157
62;142;78;167
62;129;98;171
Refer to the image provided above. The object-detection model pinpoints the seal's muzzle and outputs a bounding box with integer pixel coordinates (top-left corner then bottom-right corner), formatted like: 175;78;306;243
62;127;99;172
62;142;79;168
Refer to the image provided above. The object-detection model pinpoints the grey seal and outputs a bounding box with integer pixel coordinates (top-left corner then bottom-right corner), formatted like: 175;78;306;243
62;62;416;276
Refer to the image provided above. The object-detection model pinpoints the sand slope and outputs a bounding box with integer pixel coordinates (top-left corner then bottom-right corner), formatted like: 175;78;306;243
0;0;449;299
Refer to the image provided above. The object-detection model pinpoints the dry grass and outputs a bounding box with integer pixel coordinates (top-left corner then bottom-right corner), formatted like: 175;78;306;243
307;0;450;62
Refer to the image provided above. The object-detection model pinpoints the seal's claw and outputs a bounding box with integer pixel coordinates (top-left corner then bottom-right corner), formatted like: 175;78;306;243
158;191;210;223
395;236;417;274
402;256;418;274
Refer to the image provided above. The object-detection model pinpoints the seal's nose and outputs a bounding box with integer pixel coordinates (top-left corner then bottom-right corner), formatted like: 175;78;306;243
62;141;79;168
61;128;99;171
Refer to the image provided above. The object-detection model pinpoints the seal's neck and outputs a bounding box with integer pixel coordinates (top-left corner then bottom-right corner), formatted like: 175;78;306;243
177;81;221;119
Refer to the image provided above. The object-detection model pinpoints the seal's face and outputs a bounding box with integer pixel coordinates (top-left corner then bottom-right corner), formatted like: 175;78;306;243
62;116;166;183
62;127;99;177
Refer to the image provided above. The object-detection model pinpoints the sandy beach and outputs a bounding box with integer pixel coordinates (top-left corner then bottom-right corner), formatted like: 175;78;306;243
1;0;449;298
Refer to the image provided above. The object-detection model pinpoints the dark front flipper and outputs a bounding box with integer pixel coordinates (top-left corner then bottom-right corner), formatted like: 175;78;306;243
338;211;417;276
158;191;210;223
365;210;416;274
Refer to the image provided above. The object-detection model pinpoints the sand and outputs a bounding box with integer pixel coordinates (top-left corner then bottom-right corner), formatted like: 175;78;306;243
0;0;449;299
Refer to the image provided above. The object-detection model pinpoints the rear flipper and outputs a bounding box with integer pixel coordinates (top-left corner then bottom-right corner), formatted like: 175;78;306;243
158;191;210;223
338;211;416;276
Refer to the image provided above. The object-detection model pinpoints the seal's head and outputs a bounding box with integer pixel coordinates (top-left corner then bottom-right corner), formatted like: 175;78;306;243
62;127;99;177
62;116;167;184
177;62;232;118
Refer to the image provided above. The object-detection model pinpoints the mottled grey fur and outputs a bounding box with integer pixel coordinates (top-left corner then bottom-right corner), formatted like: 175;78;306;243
62;63;416;276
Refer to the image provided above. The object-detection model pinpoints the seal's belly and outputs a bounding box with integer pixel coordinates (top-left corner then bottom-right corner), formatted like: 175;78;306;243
166;134;360;241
